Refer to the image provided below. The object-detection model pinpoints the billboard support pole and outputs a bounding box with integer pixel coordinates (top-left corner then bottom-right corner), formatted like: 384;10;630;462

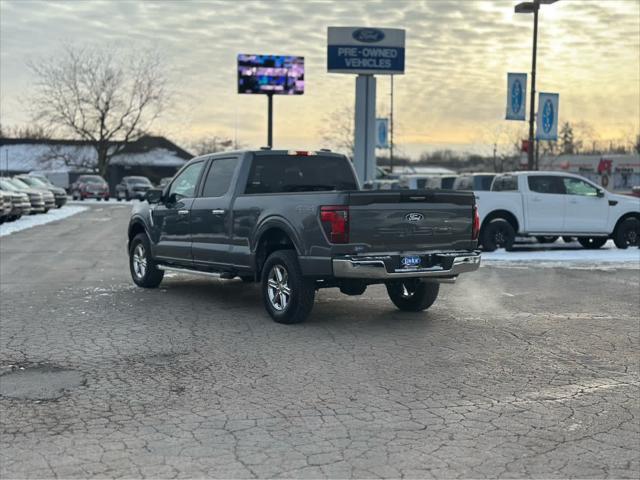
267;92;274;148
354;74;376;183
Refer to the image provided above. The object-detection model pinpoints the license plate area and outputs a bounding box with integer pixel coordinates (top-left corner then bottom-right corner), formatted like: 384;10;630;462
400;255;433;269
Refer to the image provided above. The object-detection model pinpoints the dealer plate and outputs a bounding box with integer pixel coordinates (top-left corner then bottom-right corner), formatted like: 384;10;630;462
401;255;421;268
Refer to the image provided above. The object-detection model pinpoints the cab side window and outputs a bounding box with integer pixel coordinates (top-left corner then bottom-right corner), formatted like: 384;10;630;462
201;158;238;197
169;161;204;200
528;176;565;194
563;177;599;196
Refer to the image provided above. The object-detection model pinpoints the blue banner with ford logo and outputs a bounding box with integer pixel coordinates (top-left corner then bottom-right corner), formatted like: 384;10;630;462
506;73;527;121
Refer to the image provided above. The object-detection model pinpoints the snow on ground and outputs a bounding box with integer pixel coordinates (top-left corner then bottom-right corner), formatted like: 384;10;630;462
0;206;88;237
67;198;138;206
482;240;640;269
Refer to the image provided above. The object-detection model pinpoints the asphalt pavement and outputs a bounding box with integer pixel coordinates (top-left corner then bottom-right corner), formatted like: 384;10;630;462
1;204;638;478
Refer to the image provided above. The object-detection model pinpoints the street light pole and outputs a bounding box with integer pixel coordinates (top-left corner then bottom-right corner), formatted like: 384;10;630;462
528;3;539;171
516;0;558;170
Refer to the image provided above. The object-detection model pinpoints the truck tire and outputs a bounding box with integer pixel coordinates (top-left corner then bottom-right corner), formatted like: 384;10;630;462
577;237;607;249
261;250;315;324
386;280;439;312
535;236;559;244
129;233;164;288
481;218;515;252
613;217;640;249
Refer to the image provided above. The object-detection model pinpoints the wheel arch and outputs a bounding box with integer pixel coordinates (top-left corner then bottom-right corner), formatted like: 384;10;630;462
612;211;640;235
254;220;302;278
481;210;520;235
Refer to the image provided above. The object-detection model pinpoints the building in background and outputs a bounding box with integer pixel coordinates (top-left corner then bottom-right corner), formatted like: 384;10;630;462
539;153;640;192
0;135;193;193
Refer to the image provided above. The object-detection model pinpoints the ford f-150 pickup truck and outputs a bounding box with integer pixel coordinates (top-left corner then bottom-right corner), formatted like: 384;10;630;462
127;149;481;324
476;171;640;251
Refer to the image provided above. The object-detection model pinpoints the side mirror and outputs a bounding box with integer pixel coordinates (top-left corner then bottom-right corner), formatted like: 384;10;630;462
597;189;605;198
145;188;163;204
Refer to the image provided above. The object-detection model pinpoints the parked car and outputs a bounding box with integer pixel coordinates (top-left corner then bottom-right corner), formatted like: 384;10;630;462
2;178;46;213
399;174;444;190
0;191;13;223
158;177;173;189
476;171;640;250
453;173;496;191
19;175;67;208
0;179;32;218
12;177;55;211
440;175;459;189
362;179;404;190
116;176;153;200
71;175;109;201
127;149;481;324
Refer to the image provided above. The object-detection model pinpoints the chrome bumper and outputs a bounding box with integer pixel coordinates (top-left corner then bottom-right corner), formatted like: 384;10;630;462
332;252;481;280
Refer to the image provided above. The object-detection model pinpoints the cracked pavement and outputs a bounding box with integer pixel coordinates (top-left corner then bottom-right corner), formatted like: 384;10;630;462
1;204;639;478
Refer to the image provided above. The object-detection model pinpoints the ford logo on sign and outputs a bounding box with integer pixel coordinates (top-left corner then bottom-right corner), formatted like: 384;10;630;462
352;28;385;43
405;213;424;222
511;79;523;115
542;99;554;134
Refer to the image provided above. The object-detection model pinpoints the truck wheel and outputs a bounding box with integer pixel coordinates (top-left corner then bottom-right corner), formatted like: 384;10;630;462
261;250;315;324
129;233;164;288
386;280;439;312
577;237;607;249
536;236;558;244
613;217;639;249
481;218;515;252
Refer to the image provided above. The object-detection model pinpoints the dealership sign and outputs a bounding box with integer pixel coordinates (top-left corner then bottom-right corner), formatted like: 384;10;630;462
327;27;405;74
536;92;559;140
506;73;527;120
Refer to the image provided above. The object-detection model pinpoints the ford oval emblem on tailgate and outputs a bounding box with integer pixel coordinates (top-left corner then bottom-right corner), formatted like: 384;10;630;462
405;213;424;222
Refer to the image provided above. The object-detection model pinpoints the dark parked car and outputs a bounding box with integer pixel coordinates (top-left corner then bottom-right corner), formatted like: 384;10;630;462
116;176;153;200
19;175;68;208
127;149;481;324
71;175;109;201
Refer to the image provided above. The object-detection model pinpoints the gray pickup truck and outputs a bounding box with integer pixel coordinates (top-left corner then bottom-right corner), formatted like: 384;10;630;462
127;149;481;323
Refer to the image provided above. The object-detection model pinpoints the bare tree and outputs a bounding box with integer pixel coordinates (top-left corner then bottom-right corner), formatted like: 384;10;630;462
189;136;234;156
28;45;169;176
318;106;355;158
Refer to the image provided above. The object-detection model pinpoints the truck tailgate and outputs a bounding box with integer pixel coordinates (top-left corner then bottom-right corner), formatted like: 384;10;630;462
347;190;475;252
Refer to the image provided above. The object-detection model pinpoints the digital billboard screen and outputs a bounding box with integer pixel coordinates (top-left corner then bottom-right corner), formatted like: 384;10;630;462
237;54;304;95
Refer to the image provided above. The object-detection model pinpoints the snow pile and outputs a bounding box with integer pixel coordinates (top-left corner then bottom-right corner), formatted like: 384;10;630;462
482;240;640;268
0;206;88;237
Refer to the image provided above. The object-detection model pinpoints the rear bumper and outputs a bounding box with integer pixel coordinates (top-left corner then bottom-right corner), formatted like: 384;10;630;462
332;251;481;280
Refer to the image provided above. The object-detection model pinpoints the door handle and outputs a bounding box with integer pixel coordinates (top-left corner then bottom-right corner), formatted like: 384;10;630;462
211;209;225;215
178;210;189;215
531;197;542;202
569;199;578;204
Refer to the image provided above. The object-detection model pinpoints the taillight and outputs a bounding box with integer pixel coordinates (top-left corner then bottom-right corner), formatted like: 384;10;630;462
472;205;480;241
320;205;349;244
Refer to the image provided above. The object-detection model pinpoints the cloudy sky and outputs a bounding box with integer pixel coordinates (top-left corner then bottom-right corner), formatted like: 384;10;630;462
1;0;638;158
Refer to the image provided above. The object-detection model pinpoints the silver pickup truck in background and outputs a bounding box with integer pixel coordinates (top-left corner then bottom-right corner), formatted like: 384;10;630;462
127;149;481;324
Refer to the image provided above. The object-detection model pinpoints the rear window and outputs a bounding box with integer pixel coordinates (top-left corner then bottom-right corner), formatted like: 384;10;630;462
491;175;518;191
80;176;105;184
528;175;565;194
245;154;358;194
474;175;495;191
126;177;151;185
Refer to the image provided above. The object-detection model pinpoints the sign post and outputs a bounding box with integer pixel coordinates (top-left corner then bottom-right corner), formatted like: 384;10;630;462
327;27;405;183
237;54;305;148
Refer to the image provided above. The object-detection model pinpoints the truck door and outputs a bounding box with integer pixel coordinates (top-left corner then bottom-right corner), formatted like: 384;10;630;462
525;175;566;232
152;160;205;264
190;157;239;268
561;176;609;232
